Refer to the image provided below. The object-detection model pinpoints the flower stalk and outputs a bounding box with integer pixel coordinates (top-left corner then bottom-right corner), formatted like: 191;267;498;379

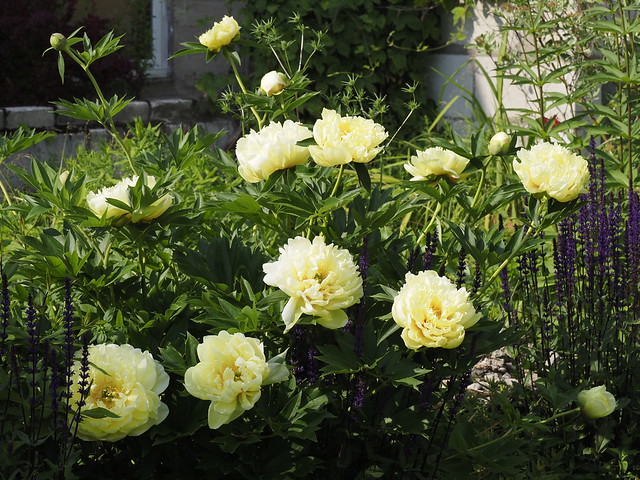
224;49;264;130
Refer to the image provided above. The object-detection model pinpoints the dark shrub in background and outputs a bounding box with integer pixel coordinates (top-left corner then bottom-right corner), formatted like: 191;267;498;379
0;0;145;107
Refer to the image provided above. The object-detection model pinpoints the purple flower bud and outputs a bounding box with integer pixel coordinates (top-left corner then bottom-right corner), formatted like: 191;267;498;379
407;246;420;274
470;262;482;298
421;233;437;271
351;374;366;410
75;334;91;418
0;271;9;355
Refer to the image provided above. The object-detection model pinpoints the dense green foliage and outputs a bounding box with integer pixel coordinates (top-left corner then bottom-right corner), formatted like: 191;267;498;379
195;0;473;134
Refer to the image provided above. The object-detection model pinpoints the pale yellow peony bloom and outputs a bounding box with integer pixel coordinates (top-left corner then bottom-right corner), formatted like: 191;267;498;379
263;236;364;332
236;120;312;183
578;385;617;419
404;147;470;181
70;344;170;442
308;108;388;167
392;270;481;349
86;178;131;219
513;142;589;202
86;175;173;223
259;71;287;96
488;131;511;156
184;331;269;429
198;15;240;52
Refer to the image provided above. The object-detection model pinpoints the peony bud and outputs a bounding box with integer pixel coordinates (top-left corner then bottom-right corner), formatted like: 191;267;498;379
259;71;287;96
488;131;511;156
50;33;67;51
577;385;616;419
58;170;70;185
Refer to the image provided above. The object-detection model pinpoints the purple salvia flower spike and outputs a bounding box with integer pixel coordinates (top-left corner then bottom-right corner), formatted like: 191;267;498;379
353;237;369;357
0;271;9;356
351;374;366;411
74;333;91;426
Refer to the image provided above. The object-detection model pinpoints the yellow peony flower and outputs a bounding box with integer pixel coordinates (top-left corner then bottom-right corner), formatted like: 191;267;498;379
184;331;269;429
263;236;364;332
70;344;170;442
488;131;511;156
513;142;589;202
308;108;388;167
86;178;131;219
259;71;287;96
198;15;240;52
578;385;617;419
404;147;470;181
86;175;173;223
392;270;481;349
235;120;312;183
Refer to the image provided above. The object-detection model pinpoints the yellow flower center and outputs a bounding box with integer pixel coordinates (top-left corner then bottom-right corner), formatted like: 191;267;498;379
429;301;443;318
88;379;123;409
100;385;117;407
314;269;327;282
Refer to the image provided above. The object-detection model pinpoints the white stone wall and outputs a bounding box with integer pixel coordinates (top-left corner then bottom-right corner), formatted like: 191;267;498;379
425;1;575;129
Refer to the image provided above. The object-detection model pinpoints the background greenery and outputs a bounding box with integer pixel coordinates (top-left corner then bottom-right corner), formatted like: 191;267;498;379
0;0;149;106
194;0;474;137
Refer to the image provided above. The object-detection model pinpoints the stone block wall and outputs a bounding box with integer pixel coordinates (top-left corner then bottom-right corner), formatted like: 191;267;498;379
0;98;238;179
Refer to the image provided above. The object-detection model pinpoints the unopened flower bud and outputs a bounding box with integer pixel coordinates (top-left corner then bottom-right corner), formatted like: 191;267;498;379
260;71;287;96
577;385;616;419
58;170;70;185
50;33;67;51
488;131;511;156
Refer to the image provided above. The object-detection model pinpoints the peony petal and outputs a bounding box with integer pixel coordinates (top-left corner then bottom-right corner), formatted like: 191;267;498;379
309;145;352;167
207;402;232;429
316;309;349;329
282;296;304;333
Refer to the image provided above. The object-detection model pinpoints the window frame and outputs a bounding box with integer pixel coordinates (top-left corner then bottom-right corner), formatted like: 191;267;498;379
147;0;170;78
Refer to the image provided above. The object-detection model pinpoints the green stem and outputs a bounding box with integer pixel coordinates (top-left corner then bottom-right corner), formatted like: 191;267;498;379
478;225;533;298
617;0;633;186
521;0;547;134
0;176;12;205
138;244;147;304
416;201;442;246
65;48;136;174
329;164;345;198
495;30;509;126
470;168;486;210
227;52;264;130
